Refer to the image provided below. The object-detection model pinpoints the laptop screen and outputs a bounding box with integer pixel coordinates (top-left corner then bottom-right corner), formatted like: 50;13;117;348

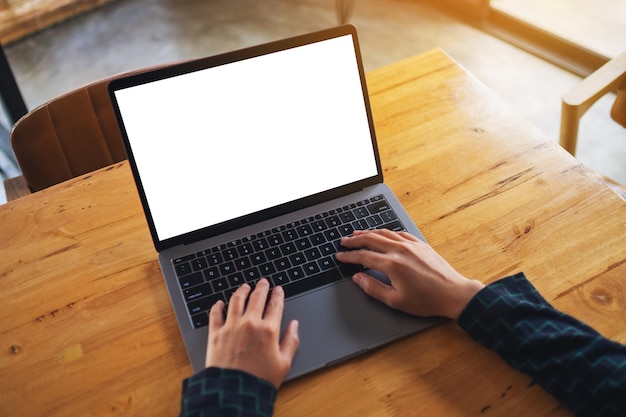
112;32;379;244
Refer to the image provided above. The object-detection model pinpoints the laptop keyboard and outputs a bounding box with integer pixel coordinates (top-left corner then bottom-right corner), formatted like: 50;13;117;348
172;194;406;328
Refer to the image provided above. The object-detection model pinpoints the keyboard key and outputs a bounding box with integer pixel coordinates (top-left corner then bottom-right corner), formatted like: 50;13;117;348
383;221;405;232
219;261;236;275
207;253;223;266
210;277;228;292
380;210;398;223
268;234;284;245
339;211;356;223
187;293;224;315
354;207;369;218
320;243;336;256
259;262;276;276
295;237;312;250
256;230;272;239
304;247;321;261
175;262;192;277
338;224;354;236
309;233;326;245
280;242;297;255
318;257;335;270
251;253;267;265
184;282;213;301
352;219;369;230
265;247;282;260
338;263;362;277
274;257;291;270
315;212;328;220
282;229;298;241
179;271;204;289
243;267;261;281
253;238;269;251
238;243;253;257
303;261;321;275
311;219;327;231
289;253;306;266
287;266;305;281
235;257;251;270
227;272;245;287
225;287;238;301
366;214;384;228
296;224;313;237
325;215;341;228
191;312;209;328
204;266;219;280
174;254;195;264
323;228;340;241
282;268;342;298
367;199;391;214
271;271;290;286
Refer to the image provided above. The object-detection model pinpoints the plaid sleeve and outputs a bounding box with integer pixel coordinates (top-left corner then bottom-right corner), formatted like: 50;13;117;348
179;367;277;417
458;272;626;417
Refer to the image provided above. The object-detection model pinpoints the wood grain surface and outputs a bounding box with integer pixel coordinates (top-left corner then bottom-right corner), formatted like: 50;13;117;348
1;49;624;417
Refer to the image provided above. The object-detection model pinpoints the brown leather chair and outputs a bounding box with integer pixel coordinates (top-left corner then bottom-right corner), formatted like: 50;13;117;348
3;61;189;201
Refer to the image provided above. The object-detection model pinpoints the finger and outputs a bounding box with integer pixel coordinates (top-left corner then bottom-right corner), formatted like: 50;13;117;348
354;228;406;241
263;285;285;324
226;283;251;319
208;300;225;334
397;231;422;243
352;272;396;306
246;278;270;316
335;247;390;271
280;319;300;360
341;229;402;252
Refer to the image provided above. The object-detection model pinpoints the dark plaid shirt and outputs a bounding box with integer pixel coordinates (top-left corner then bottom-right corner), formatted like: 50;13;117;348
458;272;626;416
180;273;626;416
180;367;276;417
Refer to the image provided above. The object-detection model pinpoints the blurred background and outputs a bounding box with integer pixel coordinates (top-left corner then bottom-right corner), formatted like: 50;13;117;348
1;0;625;203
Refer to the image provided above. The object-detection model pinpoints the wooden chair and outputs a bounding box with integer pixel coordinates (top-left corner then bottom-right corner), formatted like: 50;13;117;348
560;51;626;199
2;61;188;201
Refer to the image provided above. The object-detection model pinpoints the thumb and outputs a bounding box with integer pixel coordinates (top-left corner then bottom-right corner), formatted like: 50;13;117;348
352;272;394;305
280;319;300;360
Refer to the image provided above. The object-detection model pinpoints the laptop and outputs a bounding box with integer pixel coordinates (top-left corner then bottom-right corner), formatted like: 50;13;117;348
108;24;443;380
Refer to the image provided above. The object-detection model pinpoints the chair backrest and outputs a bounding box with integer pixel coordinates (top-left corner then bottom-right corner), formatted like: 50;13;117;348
10;61;188;193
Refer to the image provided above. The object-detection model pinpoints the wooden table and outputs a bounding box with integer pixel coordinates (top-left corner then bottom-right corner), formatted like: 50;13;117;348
1;49;625;417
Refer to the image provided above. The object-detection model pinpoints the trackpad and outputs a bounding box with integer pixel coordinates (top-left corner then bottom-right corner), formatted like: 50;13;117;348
283;280;402;379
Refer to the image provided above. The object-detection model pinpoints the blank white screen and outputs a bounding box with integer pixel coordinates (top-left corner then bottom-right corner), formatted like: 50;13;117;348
114;34;378;241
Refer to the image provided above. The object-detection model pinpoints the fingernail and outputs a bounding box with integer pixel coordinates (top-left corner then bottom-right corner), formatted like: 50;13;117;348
352;274;362;285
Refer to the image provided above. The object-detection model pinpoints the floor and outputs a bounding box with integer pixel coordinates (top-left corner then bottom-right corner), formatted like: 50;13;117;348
493;0;626;58
1;0;625;203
